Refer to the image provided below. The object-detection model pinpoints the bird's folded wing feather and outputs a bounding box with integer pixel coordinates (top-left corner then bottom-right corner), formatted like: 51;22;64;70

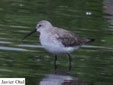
55;29;86;47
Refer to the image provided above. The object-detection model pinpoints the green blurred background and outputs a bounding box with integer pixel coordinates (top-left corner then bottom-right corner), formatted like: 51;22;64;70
0;0;113;85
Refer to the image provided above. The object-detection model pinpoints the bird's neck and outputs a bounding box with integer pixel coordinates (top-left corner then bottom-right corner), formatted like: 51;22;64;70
40;27;53;33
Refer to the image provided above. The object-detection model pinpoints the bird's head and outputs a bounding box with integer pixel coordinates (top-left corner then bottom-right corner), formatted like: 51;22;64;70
36;20;52;32
22;20;52;40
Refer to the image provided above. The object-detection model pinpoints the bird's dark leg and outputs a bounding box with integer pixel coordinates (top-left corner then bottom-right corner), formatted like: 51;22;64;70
67;54;72;71
54;55;57;73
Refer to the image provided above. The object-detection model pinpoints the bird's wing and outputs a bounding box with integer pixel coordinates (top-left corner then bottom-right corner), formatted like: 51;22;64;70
54;28;90;47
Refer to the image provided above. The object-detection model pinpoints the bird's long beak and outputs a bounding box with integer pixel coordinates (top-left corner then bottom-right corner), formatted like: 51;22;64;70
23;29;36;40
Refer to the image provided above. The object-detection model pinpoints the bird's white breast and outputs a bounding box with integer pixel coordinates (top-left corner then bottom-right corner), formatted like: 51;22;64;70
39;32;78;54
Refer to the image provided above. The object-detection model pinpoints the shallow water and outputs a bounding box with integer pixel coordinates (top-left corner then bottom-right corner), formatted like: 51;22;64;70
0;0;113;85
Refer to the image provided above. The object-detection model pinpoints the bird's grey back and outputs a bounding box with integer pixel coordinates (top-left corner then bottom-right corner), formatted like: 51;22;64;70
51;27;92;47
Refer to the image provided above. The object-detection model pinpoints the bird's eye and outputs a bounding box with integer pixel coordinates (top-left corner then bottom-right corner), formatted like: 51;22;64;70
38;24;42;28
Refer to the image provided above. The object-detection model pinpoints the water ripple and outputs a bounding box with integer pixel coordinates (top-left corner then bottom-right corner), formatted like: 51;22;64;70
0;46;28;52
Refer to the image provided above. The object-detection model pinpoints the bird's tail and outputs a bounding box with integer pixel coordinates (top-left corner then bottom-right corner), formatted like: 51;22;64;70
87;38;95;43
79;38;95;45
89;39;95;42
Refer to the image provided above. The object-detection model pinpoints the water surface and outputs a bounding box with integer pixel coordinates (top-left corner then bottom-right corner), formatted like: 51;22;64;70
0;0;113;85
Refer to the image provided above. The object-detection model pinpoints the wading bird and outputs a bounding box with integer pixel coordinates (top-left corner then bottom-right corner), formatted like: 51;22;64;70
23;20;94;72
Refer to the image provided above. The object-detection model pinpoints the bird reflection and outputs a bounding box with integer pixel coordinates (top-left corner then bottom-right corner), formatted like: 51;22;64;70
40;70;93;85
